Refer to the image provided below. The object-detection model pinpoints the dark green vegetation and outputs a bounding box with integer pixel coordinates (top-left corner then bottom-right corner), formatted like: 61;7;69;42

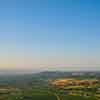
61;95;97;100
0;71;99;100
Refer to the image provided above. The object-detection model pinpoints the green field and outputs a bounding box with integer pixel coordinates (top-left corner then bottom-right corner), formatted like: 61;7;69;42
10;93;57;100
0;71;99;100
61;95;97;100
10;93;97;100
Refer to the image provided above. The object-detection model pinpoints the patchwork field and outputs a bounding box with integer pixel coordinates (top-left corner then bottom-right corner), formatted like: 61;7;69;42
0;71;99;100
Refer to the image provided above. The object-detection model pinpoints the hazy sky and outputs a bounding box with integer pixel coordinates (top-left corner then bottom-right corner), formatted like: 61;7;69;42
0;0;100;71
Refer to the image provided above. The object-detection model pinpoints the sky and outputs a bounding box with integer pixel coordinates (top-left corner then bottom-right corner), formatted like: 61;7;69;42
0;0;100;72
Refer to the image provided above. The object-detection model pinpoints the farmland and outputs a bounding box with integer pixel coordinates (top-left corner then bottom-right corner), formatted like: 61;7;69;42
0;71;99;100
49;78;100;99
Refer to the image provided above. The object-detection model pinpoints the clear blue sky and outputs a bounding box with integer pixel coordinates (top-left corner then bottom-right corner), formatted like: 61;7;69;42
0;0;100;71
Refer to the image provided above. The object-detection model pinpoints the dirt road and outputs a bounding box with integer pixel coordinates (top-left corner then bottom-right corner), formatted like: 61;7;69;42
53;93;61;100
